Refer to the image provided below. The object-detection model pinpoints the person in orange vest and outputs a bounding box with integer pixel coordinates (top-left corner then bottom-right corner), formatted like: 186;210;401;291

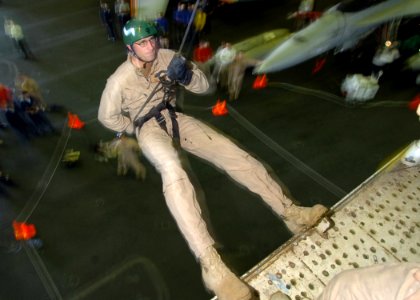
193;40;213;63
193;40;213;77
0;83;12;128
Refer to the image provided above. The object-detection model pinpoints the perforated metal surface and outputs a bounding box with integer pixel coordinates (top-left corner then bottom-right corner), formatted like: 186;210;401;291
241;163;420;300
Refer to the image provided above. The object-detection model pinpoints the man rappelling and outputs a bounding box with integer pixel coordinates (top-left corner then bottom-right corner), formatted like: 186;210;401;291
98;19;327;300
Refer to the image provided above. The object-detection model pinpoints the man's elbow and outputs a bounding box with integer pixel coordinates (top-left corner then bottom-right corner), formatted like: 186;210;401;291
188;75;210;94
196;79;210;94
97;111;107;127
97;111;114;131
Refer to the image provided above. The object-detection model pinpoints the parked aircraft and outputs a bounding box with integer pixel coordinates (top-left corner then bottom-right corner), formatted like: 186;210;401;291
254;0;420;74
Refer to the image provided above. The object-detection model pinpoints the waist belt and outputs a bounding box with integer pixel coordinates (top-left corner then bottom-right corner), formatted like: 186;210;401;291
134;101;180;141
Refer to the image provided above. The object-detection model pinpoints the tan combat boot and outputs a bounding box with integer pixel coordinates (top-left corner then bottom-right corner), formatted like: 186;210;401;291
283;204;328;234
200;246;253;300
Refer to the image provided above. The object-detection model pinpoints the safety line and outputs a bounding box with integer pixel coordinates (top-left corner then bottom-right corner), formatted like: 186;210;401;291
270;82;407;108
178;0;201;54
15;121;73;300
68;257;170;300
23;242;63;300
269;82;346;106
16;119;72;222
226;104;347;198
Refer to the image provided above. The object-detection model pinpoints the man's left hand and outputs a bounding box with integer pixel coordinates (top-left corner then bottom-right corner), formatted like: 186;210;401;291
166;55;193;85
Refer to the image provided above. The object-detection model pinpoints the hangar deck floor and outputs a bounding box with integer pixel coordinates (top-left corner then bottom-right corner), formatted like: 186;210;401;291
0;1;419;299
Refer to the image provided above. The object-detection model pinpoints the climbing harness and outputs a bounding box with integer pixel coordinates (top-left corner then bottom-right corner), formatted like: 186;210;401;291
132;70;179;141
129;0;202;142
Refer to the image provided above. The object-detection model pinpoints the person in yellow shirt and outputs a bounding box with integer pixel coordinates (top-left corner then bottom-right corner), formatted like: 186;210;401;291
6;19;34;59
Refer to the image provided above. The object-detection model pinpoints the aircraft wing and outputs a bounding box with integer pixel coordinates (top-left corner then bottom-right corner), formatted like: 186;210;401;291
355;0;420;27
254;0;420;74
254;12;343;74
233;29;290;59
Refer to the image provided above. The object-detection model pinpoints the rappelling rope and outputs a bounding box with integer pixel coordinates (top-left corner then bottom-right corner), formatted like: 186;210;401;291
270;82;407;108
16;119;72;223
178;0;201;55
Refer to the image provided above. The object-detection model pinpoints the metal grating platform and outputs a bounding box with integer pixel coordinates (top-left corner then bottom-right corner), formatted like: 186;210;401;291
240;162;420;300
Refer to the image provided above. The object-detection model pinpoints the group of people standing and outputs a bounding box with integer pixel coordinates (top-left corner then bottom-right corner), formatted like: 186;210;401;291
193;40;260;100
0;75;56;191
0;75;55;141
171;0;210;52
99;0;131;42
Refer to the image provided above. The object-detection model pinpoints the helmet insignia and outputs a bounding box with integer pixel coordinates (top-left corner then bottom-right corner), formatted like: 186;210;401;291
123;27;135;37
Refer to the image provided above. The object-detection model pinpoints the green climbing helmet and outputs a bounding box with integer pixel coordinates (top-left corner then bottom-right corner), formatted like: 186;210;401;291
122;19;158;45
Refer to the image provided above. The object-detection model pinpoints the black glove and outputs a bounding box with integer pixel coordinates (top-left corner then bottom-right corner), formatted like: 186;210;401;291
166;55;193;85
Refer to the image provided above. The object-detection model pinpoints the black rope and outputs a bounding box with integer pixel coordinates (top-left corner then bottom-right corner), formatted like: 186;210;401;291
178;0;201;54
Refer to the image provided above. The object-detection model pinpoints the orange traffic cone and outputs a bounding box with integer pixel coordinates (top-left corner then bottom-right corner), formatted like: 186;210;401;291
212;99;228;116
68;112;85;129
253;74;268;89
13;221;37;240
312;57;327;74
408;93;420;111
